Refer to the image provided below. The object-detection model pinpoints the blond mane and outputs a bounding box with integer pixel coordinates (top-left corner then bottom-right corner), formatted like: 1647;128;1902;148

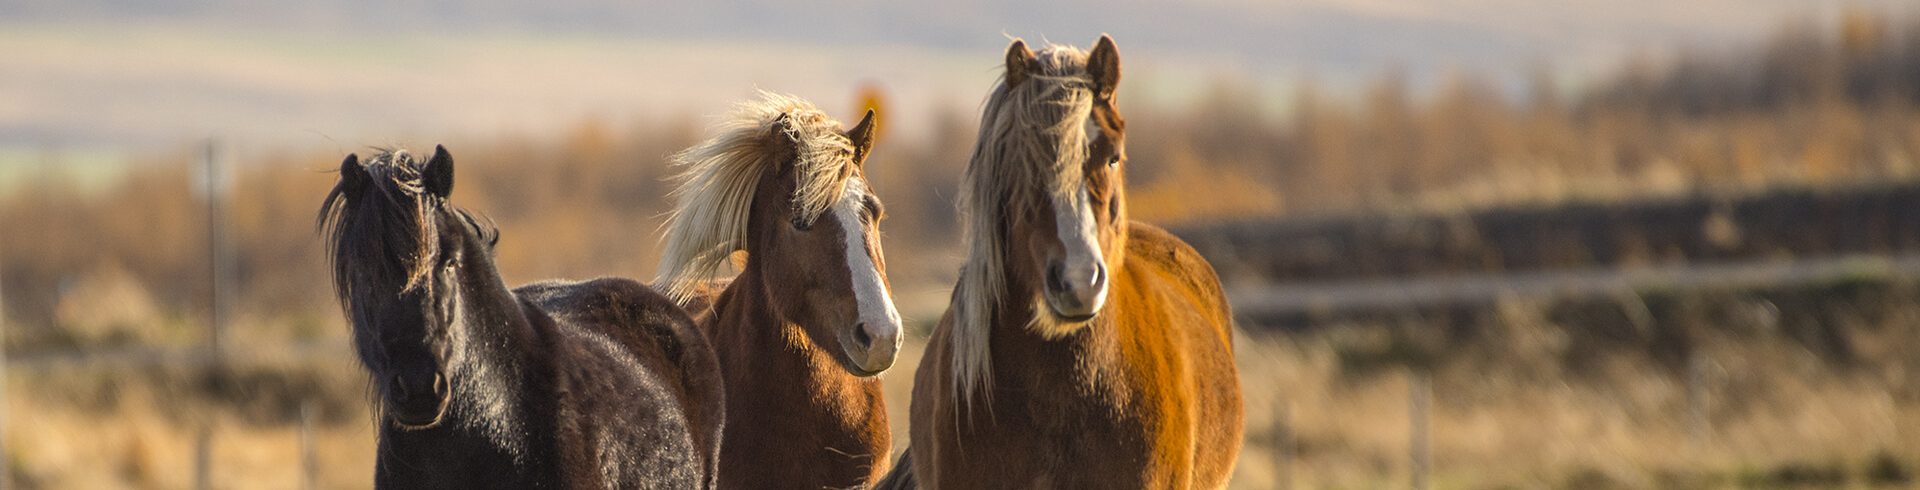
950;43;1098;407
655;92;858;303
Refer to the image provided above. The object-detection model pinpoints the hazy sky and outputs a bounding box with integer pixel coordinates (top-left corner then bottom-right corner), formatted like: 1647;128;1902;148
0;0;1913;155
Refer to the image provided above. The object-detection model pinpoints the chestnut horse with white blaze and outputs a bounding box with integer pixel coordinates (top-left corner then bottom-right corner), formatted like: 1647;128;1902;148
879;36;1244;489
655;93;903;489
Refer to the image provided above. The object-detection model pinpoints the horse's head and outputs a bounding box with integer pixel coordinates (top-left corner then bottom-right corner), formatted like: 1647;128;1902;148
658;96;903;376
755;110;901;375
321;145;498;430
987;36;1129;336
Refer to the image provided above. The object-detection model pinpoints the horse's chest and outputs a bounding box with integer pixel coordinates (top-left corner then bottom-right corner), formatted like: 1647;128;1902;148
955;373;1156;482
952;411;1155;489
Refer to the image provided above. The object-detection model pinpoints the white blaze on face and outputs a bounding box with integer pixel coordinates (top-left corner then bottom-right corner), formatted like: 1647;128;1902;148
1057;116;1110;313
1053;182;1106;295
834;181;903;352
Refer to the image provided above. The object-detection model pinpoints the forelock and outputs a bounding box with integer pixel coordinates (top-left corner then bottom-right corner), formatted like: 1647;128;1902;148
947;43;1099;407
654;92;859;303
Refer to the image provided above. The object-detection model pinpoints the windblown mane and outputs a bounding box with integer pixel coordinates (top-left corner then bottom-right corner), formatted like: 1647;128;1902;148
950;44;1098;406
655;92;860;303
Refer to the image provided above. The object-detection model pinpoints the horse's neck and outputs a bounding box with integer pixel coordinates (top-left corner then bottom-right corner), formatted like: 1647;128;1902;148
987;270;1128;394
708;266;885;484
709;267;862;395
444;257;542;454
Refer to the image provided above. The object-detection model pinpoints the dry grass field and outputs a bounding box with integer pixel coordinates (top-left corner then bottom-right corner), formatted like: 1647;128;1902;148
13;286;1920;489
872;295;1920;489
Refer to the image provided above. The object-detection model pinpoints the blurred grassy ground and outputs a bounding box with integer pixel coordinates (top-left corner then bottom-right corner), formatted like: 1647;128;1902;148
877;286;1920;489
9;278;1920;488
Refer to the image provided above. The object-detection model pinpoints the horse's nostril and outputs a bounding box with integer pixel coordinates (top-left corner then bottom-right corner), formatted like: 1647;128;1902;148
1090;264;1108;289
853;323;873;349
1048;262;1069;293
391;374;410;400
432;372;448;397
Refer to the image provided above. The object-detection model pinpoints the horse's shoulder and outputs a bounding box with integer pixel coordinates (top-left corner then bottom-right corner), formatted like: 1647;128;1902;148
1121;222;1244;484
908;301;959;439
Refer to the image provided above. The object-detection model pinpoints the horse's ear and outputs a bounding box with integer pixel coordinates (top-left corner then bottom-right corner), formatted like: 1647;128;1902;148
847;109;877;168
771;112;794;137
338;154;365;194
1088;34;1121;101
1005;39;1037;88
424;144;454;198
770;112;800;169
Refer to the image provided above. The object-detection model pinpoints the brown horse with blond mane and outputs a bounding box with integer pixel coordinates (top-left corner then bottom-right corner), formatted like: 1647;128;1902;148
656;93;903;489
879;36;1244;489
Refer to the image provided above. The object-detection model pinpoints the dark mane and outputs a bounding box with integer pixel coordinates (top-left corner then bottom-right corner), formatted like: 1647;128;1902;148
316;148;497;324
318;146;722;487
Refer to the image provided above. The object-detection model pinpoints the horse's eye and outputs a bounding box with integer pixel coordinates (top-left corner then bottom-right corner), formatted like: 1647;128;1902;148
863;198;885;222
790;216;812;231
1107;155;1120;168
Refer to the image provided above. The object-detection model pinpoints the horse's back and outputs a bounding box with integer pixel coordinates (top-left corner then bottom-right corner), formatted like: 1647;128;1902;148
1123;222;1235;342
516;278;726;488
1120;221;1244;488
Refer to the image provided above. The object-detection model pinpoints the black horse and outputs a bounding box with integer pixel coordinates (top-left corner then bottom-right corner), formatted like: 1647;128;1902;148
319;146;724;488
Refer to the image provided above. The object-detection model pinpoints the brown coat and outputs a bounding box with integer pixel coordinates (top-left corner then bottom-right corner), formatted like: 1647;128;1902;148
904;223;1243;489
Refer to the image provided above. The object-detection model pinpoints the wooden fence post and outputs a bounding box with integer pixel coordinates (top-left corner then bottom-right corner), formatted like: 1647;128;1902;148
203;140;229;360
301;401;318;490
194;423;213;490
1273;399;1293;490
1688;352;1711;446
1410;369;1431;490
0;238;10;487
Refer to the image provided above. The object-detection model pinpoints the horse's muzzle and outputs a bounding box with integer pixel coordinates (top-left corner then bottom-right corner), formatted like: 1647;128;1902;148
841;320;901;376
1044;259;1108;322
388;371;450;430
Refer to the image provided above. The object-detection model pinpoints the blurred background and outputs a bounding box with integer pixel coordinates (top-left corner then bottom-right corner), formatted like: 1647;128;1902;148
6;1;1920;488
